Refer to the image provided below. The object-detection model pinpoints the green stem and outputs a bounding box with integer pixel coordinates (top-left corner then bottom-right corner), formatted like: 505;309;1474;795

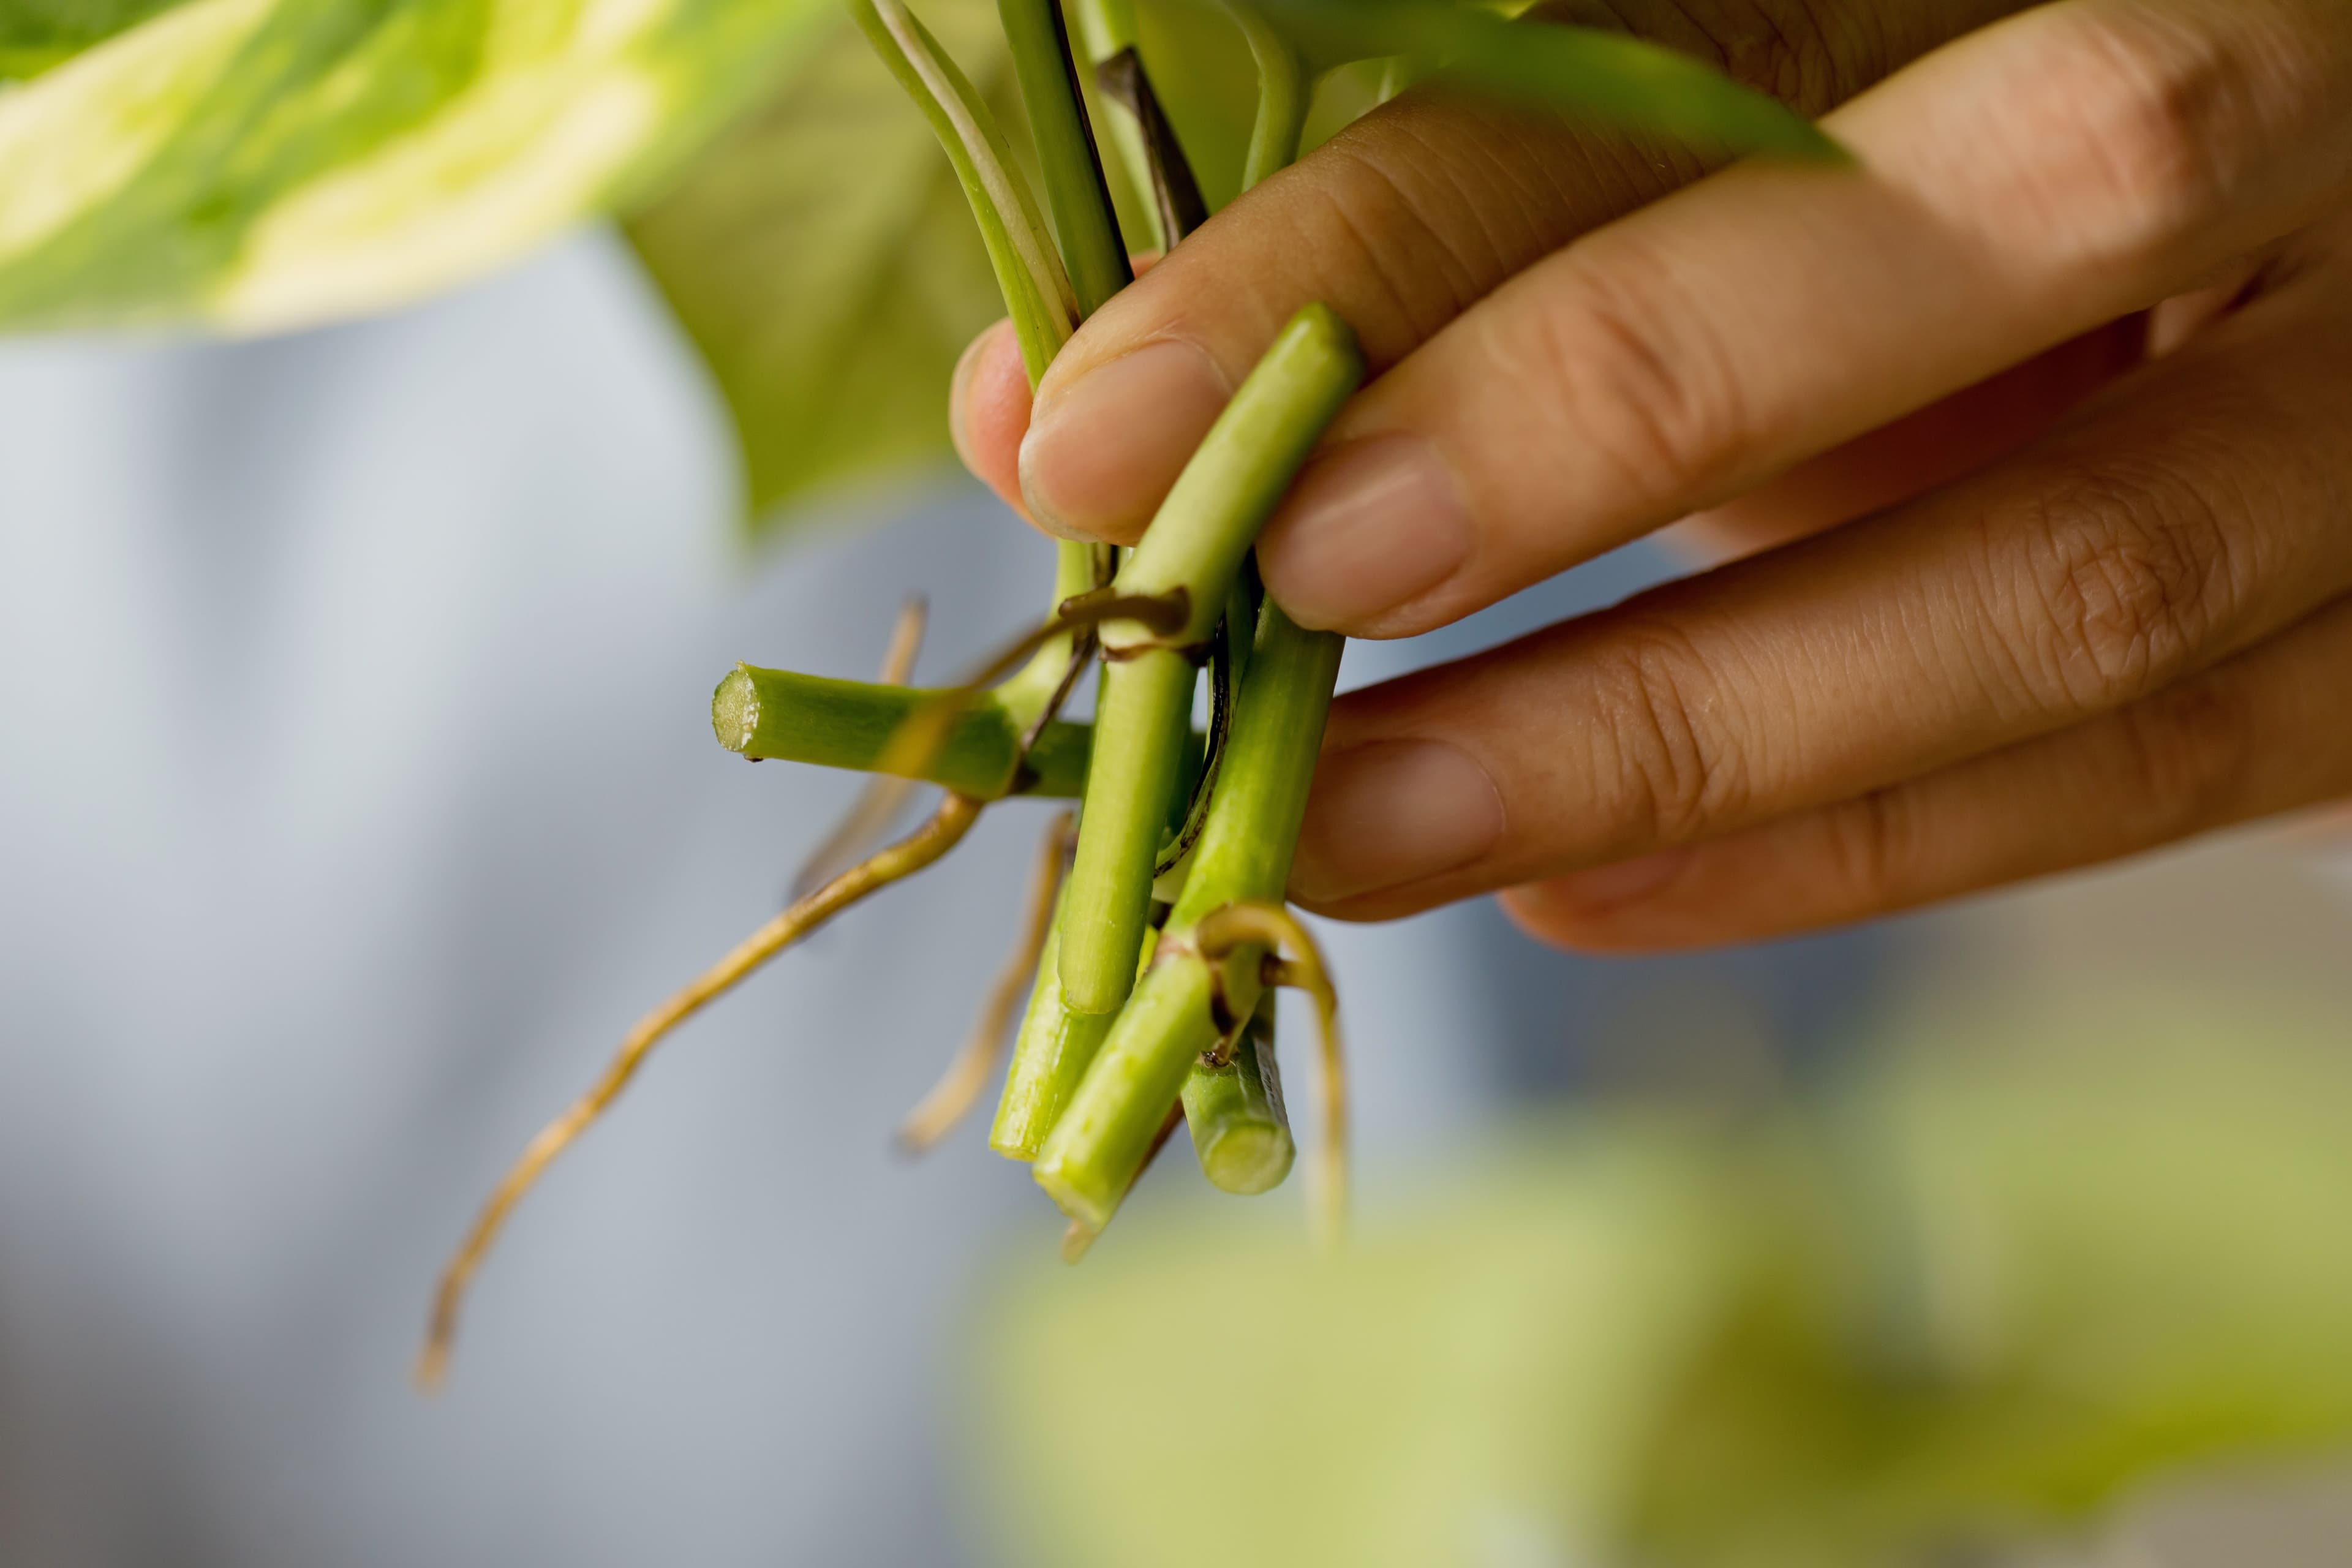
996;535;1108;734
718;662;1219;803
1101;303;1359;652
1225;0;1310;192
1035;601;1346;1230
990;900;1161;1158
1055;303;1360;1019
992;914;1102;1158
851;0;1103;726
1167;606;1344;935
995;0;1131;316
1056;647;1196;1014
853;0;1077;380
981;0;1154;713
1183;989;1293;1194
714;665;1092;799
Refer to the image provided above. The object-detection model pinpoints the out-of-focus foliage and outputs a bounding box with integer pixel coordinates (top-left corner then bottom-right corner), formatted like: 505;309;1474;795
0;0;1836;527
624;0;1026;533
0;0;185;78
0;0;834;330
978;1000;2352;1567
618;0;1358;535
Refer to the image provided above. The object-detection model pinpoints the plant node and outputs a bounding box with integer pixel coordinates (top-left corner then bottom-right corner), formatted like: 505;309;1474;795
873;589;1188;786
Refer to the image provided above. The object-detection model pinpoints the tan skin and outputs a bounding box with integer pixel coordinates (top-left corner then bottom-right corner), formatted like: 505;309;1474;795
951;0;2352;952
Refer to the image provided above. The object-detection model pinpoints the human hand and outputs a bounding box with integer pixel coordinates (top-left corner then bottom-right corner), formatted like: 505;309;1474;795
951;0;2352;949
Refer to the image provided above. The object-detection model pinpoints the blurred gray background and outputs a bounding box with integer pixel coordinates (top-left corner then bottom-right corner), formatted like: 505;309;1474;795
0;232;2341;1566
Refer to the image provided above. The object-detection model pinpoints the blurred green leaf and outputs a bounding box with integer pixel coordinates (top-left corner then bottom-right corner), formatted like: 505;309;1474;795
0;0;189;78
0;0;834;330
976;1001;2352;1567
626;0;1054;534
1118;0;1256;222
981;1122;1755;1567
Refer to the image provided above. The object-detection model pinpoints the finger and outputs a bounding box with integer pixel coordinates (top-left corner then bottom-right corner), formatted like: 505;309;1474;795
1663;315;2149;564
949;256;1170;536
1284;243;2352;919
1502;593;2352;951
1013;2;1991;542
949;318;1030;518
1253;0;2352;636
1666;265;2264;567
1689;256;2273;565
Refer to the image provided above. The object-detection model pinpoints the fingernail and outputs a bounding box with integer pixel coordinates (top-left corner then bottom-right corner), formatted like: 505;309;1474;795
1020;339;1229;540
1261;435;1471;630
1290;740;1503;905
1535;850;1689;914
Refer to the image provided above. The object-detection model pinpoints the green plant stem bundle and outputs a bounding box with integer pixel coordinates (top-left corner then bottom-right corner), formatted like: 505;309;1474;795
415;0;1844;1379
1033;598;1343;1231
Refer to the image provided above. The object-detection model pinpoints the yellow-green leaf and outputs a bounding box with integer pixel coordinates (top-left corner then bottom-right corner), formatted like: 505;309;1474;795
625;0;1044;535
0;0;191;79
0;0;835;330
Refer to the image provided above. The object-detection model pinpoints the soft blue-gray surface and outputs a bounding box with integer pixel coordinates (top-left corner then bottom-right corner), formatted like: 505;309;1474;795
0;232;1901;1566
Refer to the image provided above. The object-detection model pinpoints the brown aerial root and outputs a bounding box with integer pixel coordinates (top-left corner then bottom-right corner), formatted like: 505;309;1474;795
871;589;1188;788
895;810;1076;1155
1193;900;1348;1249
417;792;985;1392
1060;1099;1186;1264
792;596;929;899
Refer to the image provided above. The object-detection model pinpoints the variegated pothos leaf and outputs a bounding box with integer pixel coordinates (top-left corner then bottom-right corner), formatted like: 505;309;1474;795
0;0;835;330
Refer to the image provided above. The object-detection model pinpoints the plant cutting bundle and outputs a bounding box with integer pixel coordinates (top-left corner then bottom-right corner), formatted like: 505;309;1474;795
412;0;1842;1380
0;0;1835;1381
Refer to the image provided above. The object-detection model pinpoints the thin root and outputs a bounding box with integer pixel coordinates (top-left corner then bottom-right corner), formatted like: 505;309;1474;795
791;597;930;899
417;793;985;1392
895;810;1075;1155
1193;901;1346;1249
1060;1099;1186;1264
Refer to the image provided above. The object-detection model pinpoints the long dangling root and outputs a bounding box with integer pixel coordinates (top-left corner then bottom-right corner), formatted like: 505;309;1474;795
1060;1099;1186;1264
417;793;985;1390
872;590;1188;786
1193;901;1346;1248
875;593;932;685
791;597;930;899
896;810;1075;1155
